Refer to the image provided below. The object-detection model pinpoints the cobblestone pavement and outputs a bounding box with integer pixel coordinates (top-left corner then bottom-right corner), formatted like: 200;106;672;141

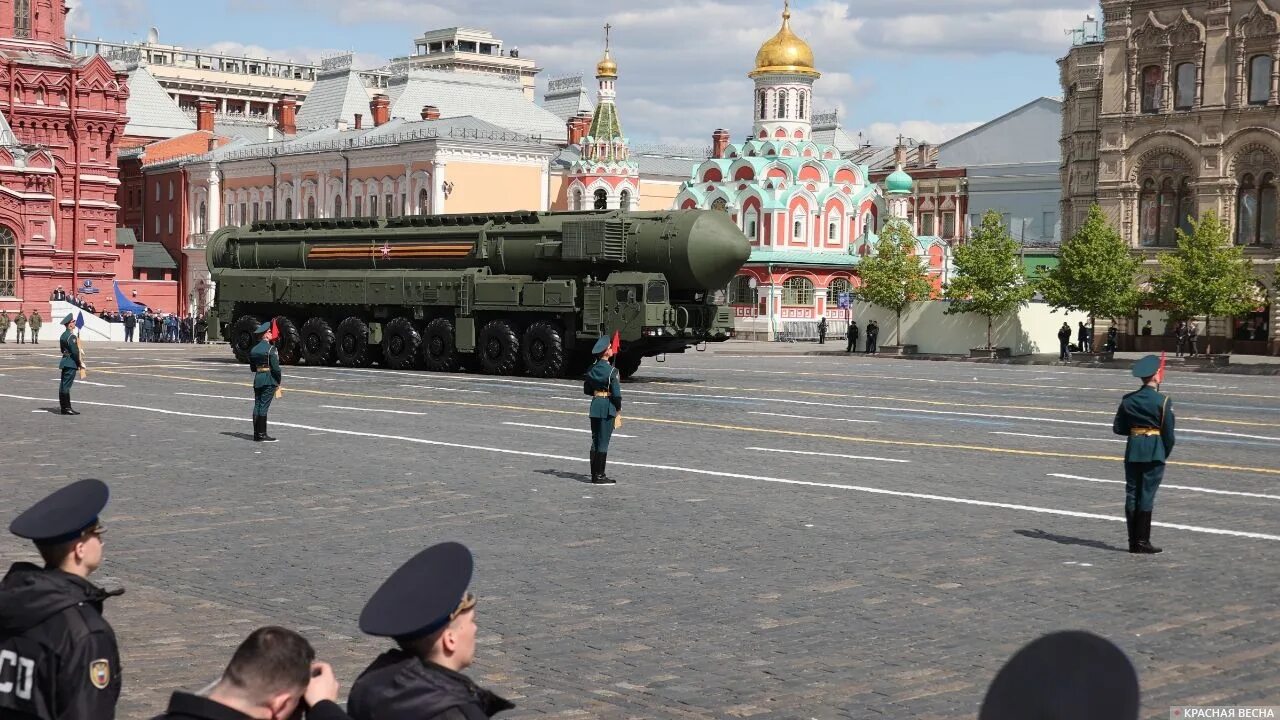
1;342;1277;719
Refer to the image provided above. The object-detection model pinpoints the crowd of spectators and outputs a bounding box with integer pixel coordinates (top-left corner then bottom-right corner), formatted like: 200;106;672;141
47;286;208;343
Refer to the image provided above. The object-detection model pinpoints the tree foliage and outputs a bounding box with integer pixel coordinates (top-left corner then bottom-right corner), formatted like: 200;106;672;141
1038;204;1141;321
944;209;1036;348
1150;209;1259;320
857;218;933;345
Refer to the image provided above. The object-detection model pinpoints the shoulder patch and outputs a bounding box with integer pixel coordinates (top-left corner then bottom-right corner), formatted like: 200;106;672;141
90;659;110;689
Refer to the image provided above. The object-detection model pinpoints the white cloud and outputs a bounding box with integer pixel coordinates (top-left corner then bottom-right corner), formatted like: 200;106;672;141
861;120;983;147
65;0;92;36
203;41;382;71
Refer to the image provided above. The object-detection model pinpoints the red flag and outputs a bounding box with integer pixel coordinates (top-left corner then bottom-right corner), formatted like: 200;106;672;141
1157;350;1167;384
608;330;621;356
270;317;279;341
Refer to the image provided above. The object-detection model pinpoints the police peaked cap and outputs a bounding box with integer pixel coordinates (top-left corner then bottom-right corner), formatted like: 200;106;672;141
10;479;109;546
591;335;611;355
359;542;474;640
61;313;76;325
255;321;273;335
1131;354;1161;379
978;630;1139;720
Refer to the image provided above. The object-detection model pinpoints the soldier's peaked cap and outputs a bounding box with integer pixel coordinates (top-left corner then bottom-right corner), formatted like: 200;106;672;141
979;630;1139;720
255;321;272;335
10;479;109;546
359;542;473;639
61;313;75;325
591;335;610;355
1132;354;1161;378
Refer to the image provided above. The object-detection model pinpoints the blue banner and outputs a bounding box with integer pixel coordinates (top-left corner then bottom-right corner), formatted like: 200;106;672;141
113;281;148;314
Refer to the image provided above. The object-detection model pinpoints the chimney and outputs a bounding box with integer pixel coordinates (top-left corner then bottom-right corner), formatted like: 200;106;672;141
370;94;391;127
566;111;592;146
196;97;216;133
354;113;363;129
916;142;932;167
278;95;297;135
207;138;219;152
712;128;731;159
421;105;441;121
893;143;908;168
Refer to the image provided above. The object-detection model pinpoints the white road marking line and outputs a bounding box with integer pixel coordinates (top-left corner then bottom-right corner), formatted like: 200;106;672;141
749;411;879;424
1046;473;1280;501
1180;427;1280;442
176;392;246;401
745;447;909;463
75;380;126;387
629;400;660;405
502;421;634;438
322;405;427;416
992;431;1124;444
2;390;1277;542
399;384;491;394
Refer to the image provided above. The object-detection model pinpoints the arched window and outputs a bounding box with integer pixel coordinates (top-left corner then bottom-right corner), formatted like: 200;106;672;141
1158;177;1176;245
728;275;758;306
593;188;608;210
0;226;16;297
385;194;394;216
13;0;30;39
792;210;807;243
711;197;728;212
827;213;839;244
862;213;873;237
1249;55;1273;106
1175;62;1196;110
758;90;767;120
1140;178;1158;246
1141;65;1163;113
619;189;631;211
798;90;807;120
1237;174;1258;245
828;278;852;309
782;276;814;306
284;197;293;220
251;202;260;223
1177;177;1195;237
775;89;788;119
418;188;429;214
572;189;583;211
197;202;207;234
334;194;343;217
370;195;379;217
306;196;317;219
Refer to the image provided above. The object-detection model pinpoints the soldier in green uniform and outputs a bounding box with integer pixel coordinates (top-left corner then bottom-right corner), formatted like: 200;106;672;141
249;321;281;442
28;309;41;344
1111;355;1175;554
14;309;26;343
0;309;9;343
583;335;622;484
58;314;82;416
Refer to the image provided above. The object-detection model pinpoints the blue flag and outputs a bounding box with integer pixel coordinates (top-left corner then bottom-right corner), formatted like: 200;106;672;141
113;281;148;314
75;311;84;330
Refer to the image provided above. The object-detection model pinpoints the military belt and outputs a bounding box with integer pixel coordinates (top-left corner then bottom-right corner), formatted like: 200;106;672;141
253;366;271;373
1130;427;1161;437
592;391;611;397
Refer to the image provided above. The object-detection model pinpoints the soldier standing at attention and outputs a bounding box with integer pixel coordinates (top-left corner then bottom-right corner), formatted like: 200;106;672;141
0;309;9;343
29;309;41;344
58;313;82;416
348;542;514;720
1112;355;1175;554
0;479;123;720
249;321;281;443
14;309;26;343
584;335;621;485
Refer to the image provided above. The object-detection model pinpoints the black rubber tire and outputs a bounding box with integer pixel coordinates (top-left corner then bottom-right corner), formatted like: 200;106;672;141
229;314;261;363
335;316;373;367
476;320;521;375
273;316;302;365
521;321;566;378
617;353;642;380
422;317;459;372
381;317;422;370
299;317;336;366
566;347;595;378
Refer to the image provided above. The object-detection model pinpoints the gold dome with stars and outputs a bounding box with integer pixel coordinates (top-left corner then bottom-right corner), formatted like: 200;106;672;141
749;1;820;78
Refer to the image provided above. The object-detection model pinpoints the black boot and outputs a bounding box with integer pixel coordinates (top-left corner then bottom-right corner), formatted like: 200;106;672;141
593;452;615;484
588;451;600;482
1125;509;1138;553
252;416;263;441
260;416;277;443
60;392;79;415
1134;511;1162;554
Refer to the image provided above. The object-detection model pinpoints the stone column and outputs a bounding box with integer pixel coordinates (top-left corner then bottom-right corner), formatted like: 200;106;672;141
431;161;447;214
207;168;221;232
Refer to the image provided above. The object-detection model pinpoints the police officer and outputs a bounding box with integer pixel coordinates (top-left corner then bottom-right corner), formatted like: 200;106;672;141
348;542;514;720
1112;354;1175;554
151;626;350;720
0;479;122;720
29;309;41;344
58;313;82;416
979;630;1139;720
846;319;859;353
583;335;621;485
15;309;26;343
249;321;281;443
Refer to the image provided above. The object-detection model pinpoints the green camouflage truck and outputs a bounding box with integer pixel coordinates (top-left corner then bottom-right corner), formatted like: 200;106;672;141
205;209;750;379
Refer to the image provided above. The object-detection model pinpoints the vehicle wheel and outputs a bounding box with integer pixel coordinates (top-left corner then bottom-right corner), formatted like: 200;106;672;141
273;316;303;365
300;317;336;366
229;314;261;363
565;346;595;378
521;321;566;378
381;317;422;370
476;320;520;375
617;352;642;380
422;317;459;372
335;316;373;367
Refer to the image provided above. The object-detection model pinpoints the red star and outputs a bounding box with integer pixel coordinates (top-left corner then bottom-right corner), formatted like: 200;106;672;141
379;243;392;259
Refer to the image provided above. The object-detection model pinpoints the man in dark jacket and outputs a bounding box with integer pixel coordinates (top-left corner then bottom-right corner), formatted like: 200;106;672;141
349;542;513;720
816;316;827;344
846;320;859;353
150;626;349;720
865;320;879;354
1077;321;1091;353
122;313;136;343
0;479;121;720
1057;322;1072;360
1112;355;1175;554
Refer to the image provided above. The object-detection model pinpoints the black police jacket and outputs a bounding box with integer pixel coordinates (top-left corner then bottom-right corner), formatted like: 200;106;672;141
347;651;513;720
0;562;122;719
151;691;352;720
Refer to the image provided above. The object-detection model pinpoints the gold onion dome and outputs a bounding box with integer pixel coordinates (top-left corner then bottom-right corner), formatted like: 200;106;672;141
596;50;617;78
750;1;819;78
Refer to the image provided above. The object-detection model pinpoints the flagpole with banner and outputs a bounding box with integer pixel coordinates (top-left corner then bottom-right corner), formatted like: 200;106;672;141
271;318;283;399
609;330;621;428
75;311;87;379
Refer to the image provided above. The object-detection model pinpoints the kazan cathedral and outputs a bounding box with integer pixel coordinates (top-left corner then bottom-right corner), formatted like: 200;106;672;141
676;2;951;338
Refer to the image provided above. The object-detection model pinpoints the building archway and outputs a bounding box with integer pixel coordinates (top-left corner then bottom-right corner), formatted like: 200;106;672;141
0;226;16;297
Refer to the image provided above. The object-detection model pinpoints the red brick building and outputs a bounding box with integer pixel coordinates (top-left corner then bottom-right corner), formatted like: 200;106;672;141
0;0;131;314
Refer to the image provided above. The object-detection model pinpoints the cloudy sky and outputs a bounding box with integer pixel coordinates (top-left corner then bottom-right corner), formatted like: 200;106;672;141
68;0;1096;147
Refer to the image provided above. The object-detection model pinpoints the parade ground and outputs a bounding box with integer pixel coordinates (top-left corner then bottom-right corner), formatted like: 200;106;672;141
1;342;1277;719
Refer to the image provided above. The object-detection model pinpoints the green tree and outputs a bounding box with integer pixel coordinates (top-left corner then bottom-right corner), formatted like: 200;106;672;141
945;209;1036;349
1150;210;1259;328
1038;204;1141;343
857;218;933;345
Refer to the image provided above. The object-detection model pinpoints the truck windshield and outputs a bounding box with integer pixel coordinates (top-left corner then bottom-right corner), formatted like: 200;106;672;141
646;280;668;303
